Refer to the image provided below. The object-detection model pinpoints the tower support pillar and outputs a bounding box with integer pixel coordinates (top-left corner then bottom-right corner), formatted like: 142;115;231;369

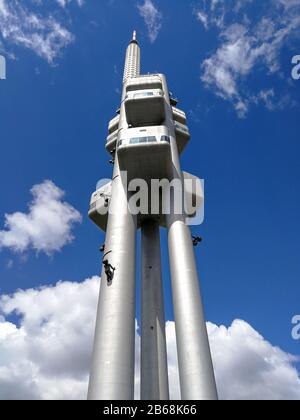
88;160;137;400
166;137;218;401
141;220;169;400
167;216;218;400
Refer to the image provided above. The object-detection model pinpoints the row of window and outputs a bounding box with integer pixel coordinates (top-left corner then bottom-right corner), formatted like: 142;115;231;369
133;91;163;99
129;136;156;144
118;135;170;147
133;92;155;99
125;90;164;101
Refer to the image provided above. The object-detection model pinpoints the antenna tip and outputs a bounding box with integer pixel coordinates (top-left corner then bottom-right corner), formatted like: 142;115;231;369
133;30;137;41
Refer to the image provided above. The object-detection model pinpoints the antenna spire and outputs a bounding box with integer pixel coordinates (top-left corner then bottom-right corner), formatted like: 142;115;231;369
132;30;137;41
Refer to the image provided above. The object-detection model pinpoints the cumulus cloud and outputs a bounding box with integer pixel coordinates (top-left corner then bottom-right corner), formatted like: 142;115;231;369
208;320;300;400
196;0;300;116
0;277;299;400
137;0;162;43
0;277;99;400
0;180;82;255
0;0;76;63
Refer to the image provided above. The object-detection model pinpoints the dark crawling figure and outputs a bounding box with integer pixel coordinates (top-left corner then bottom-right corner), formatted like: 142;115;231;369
103;259;115;285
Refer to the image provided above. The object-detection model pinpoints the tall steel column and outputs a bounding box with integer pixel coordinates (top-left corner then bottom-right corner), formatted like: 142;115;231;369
167;217;218;400
166;136;218;400
141;220;169;400
87;159;137;400
88;31;141;401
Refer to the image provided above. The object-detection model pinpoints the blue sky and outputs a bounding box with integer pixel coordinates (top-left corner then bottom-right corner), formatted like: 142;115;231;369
0;0;300;400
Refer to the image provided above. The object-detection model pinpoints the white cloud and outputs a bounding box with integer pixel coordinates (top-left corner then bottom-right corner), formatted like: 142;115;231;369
279;0;300;9
197;0;300;116
165;321;181;400
0;180;82;255
0;276;99;400
196;10;209;30
195;0;226;30
208;320;300;400
55;0;84;7
201;23;267;117
0;277;299;400
137;0;162;43
0;0;75;63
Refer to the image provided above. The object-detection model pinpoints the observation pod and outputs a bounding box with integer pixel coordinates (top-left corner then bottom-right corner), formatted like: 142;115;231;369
125;89;166;127
117;127;172;184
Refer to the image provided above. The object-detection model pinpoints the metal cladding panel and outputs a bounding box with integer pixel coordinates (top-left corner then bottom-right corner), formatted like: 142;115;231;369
106;132;118;153
172;106;187;125
125;75;163;92
182;171;204;216
108;115;120;134
118;141;172;184
88;182;112;232
125;94;165;127
88;163;137;400
141;221;169;400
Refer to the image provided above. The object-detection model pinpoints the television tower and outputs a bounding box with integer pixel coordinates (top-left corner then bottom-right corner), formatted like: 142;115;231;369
87;32;218;401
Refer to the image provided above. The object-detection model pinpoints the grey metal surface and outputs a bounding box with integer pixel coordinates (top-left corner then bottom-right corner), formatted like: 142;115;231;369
141;220;169;400
118;140;172;184
125;90;165;126
87;159;137;400
165;98;218;399
123;32;140;82
167;215;218;400
88;32;141;400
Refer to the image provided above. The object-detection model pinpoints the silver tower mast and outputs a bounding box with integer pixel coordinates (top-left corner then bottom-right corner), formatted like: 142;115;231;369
88;32;218;401
123;30;140;82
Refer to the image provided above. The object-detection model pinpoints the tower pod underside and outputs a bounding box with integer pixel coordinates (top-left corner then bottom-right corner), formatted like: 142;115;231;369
88;172;203;232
